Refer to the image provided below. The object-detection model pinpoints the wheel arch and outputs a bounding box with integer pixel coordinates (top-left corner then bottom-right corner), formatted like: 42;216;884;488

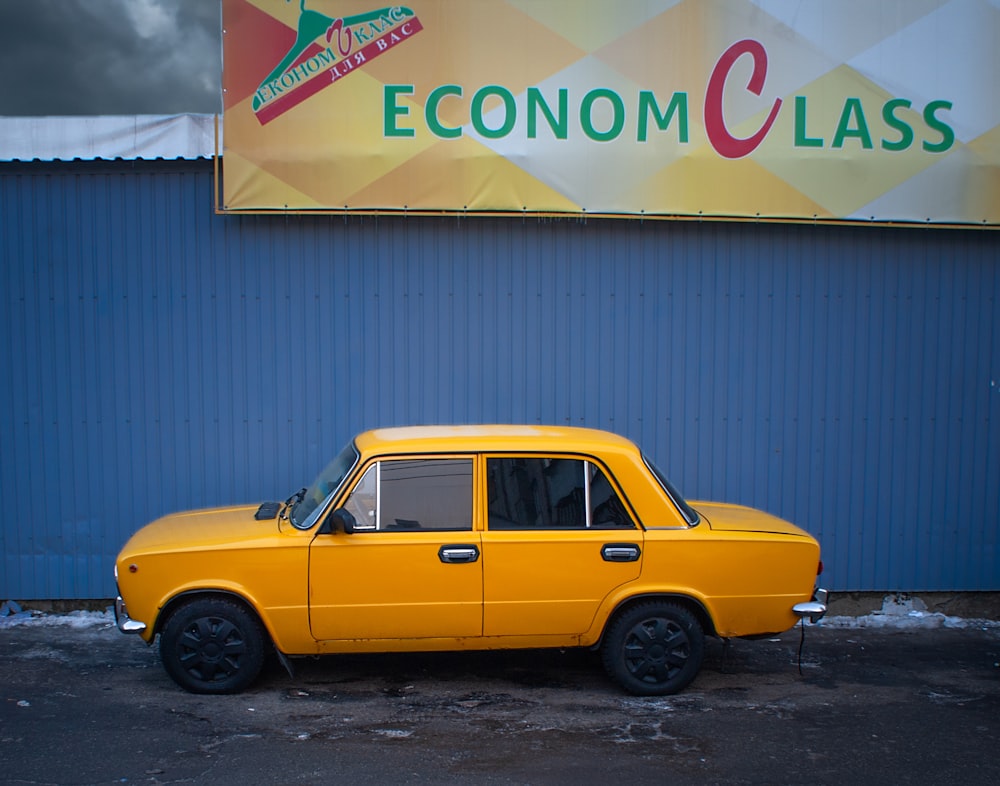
598;592;718;646
154;589;271;642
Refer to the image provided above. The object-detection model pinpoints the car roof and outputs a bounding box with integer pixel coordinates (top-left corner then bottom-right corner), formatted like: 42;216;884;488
354;424;639;456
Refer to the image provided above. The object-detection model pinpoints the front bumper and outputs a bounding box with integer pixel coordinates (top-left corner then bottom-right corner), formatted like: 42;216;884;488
114;595;148;634
792;588;829;623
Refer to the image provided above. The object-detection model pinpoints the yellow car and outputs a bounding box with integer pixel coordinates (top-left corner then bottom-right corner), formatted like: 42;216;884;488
115;425;826;696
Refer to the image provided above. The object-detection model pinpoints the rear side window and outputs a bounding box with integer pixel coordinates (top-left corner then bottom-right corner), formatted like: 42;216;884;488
486;457;633;530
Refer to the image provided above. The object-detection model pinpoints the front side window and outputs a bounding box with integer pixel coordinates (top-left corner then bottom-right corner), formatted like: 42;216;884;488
486;457;634;530
341;458;473;532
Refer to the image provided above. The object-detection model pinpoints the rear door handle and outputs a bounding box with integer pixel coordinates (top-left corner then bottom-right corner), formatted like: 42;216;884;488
438;544;480;564
601;543;641;562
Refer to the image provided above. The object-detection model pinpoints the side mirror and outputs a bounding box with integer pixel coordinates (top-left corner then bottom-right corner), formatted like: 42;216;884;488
326;507;357;534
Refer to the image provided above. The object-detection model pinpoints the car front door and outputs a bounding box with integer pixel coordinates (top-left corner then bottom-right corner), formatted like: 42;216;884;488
308;456;483;641
481;455;643;637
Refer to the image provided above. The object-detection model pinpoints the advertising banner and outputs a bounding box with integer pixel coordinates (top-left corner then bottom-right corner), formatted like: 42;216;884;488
221;0;1000;225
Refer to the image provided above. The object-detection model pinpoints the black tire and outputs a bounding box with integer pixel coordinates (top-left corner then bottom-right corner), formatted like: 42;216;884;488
159;597;266;694
601;601;705;696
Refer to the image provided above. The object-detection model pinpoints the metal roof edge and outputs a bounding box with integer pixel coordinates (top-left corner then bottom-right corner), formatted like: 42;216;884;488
0;114;221;162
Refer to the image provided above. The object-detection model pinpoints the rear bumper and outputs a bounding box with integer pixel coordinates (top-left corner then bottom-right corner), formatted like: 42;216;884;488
114;595;148;634
792;588;829;623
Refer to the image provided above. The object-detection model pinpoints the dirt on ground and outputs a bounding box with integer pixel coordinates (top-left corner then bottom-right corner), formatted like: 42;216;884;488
2;614;999;785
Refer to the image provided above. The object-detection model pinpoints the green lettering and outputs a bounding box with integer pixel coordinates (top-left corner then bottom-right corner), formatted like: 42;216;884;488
426;85;463;139
527;88;568;139
832;98;873;149
637;91;688;143
881;98;914;151
794;96;824;147
581;88;625;142
471;86;515;139
383;84;414;138
922;100;954;153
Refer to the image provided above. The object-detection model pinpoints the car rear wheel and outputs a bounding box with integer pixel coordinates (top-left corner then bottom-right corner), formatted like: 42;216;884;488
601;601;704;696
159;597;266;694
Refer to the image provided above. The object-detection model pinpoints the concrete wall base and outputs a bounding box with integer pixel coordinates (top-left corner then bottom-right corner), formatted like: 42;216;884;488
828;591;1000;620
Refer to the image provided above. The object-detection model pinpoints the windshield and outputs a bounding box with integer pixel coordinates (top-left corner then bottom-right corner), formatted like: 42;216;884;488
642;454;700;526
291;441;360;529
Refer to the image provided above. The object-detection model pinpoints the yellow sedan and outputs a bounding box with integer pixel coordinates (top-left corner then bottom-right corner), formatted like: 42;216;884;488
114;425;826;696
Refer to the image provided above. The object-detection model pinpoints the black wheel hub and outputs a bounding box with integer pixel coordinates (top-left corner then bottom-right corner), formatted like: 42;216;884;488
177;616;246;682
623;617;690;684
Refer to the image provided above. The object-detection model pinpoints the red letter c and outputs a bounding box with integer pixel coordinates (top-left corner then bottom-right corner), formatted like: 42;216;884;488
326;18;353;57
704;39;782;159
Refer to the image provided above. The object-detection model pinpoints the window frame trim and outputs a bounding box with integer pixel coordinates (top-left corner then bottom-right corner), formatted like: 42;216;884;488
484;451;639;531
340;453;478;533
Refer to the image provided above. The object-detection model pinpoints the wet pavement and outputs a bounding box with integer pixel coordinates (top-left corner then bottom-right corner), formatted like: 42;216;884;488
1;617;999;785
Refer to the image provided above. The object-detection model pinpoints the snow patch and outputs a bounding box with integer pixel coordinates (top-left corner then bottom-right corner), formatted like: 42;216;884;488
0;607;115;629
1;596;998;633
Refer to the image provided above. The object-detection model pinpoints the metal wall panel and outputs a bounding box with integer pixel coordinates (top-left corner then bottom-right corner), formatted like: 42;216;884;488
1;161;997;598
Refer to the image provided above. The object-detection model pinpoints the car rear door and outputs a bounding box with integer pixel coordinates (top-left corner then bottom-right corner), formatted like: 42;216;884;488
481;455;643;637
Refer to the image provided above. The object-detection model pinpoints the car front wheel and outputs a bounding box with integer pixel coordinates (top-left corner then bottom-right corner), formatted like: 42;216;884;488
601;601;705;696
159;597;266;694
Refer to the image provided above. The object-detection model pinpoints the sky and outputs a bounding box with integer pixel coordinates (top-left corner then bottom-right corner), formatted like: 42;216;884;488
0;0;222;116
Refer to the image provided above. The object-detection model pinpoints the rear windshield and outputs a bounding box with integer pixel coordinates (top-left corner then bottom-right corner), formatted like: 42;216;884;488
642;454;700;526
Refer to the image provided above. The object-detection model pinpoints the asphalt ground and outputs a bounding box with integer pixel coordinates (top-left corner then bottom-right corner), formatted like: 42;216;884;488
1;617;999;785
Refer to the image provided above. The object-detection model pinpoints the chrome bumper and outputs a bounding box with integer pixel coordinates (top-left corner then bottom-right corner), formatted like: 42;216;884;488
792;588;829;623
114;595;147;634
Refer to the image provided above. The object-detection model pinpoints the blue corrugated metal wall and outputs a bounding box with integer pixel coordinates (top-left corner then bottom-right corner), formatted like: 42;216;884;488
1;160;998;598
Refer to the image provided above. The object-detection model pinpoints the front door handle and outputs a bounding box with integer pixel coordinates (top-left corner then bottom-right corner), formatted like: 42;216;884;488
601;543;641;562
439;544;480;564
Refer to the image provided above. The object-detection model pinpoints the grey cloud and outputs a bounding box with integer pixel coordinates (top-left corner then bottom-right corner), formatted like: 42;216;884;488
0;0;222;115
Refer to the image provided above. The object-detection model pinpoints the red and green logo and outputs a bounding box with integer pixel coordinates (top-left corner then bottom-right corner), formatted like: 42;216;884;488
253;2;422;125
